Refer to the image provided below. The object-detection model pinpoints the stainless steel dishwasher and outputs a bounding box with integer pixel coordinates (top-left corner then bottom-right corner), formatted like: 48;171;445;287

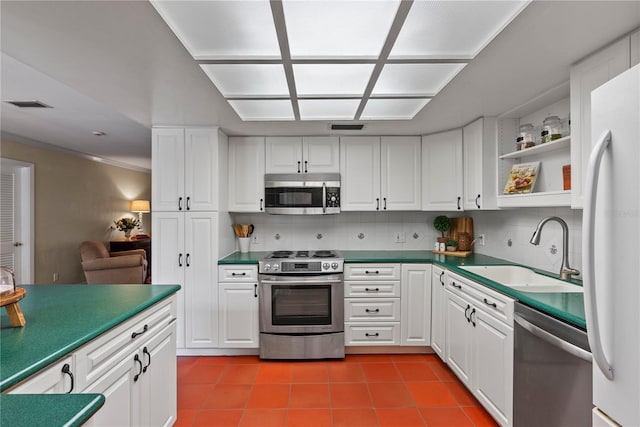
513;302;592;427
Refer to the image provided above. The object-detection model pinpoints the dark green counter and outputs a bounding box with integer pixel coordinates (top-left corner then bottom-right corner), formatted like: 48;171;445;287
219;250;586;329
0;394;105;427
1;284;180;392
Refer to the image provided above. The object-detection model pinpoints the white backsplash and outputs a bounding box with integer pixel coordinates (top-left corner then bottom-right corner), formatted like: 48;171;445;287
232;207;583;278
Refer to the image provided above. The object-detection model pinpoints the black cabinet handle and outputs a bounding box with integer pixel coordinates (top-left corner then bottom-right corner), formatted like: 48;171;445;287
304;160;308;173
186;253;191;267
451;281;462;290
254;284;258;298
364;287;380;292
483;298;497;308
178;253;183;267
475;194;481;209
297;161;301;173
365;270;380;275
178;197;183;211
260;198;263;211
457;196;461;210
464;304;471;322
365;333;380;337
383;197;387;210
232;272;247;276
62;363;74;393
142;347;151;373
131;324;148;339
133;354;143;382
376;198;380;210
186;196;191;210
439;271;445;286
470;308;476;327
365;308;380;313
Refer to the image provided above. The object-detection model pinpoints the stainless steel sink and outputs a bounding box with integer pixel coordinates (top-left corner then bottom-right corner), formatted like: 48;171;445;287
458;265;583;293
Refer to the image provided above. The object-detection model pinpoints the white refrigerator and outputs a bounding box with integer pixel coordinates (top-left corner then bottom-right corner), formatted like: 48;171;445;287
584;63;640;426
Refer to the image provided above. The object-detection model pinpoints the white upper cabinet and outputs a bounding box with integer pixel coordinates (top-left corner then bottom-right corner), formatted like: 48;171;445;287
381;136;422;211
152;127;222;212
422;129;463;211
463;118;497;210
228;137;265;212
340;136;382;211
570;36;630;208
266;136;339;174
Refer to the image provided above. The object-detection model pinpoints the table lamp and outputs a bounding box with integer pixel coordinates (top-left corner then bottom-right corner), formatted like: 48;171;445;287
130;200;150;234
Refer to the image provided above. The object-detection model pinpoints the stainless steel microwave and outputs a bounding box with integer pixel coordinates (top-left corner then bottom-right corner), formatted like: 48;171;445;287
264;173;340;215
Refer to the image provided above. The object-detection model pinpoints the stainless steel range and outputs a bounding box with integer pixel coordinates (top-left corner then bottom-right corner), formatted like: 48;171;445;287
258;250;344;359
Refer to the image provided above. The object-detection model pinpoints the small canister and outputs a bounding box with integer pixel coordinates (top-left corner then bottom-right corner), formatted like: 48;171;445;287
541;116;562;144
516;123;535;150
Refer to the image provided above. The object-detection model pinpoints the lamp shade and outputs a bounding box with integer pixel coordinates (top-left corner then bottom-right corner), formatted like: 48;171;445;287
130;200;150;213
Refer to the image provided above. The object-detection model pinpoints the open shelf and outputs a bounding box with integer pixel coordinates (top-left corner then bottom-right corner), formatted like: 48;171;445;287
499;136;570;159
497;191;571;208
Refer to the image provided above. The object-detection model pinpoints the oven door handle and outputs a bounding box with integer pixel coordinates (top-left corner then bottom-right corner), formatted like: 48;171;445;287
260;278;343;285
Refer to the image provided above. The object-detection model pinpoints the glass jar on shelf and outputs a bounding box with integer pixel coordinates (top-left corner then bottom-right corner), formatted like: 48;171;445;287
516;123;535;150
541;116;562;144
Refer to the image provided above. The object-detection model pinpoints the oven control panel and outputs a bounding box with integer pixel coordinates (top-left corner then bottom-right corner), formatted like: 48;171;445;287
260;259;343;274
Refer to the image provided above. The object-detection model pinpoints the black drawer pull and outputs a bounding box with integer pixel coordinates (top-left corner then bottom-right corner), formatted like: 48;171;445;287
178;253;183;267
365;308;380;313
62;363;74;393
254;284;258;298
364;287;380;292
365;333;380;337
186;196;191;210
142;347;151;373
451;282;462;290
133;354;143;382
464;304;471;322
483;298;497;308
232;272;247;276
439;271;445;286
178;197;183;211
365;270;380;274
470;308;476;327
131;324;148;339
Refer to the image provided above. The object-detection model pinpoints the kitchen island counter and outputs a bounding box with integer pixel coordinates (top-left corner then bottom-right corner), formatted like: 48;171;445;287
0;393;105;427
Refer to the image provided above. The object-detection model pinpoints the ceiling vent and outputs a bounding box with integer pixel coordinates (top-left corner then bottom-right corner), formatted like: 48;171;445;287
331;124;364;131
4;100;52;108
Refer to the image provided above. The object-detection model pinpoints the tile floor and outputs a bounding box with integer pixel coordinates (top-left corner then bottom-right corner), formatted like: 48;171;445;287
176;354;498;427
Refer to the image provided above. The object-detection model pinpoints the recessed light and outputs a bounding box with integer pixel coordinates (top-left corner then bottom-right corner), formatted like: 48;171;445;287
4;100;52;108
92;131;106;136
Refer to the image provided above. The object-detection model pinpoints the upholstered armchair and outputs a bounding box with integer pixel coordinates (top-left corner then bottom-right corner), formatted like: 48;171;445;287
80;240;148;284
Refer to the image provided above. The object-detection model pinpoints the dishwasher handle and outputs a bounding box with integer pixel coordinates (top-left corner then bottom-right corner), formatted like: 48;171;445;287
514;313;592;363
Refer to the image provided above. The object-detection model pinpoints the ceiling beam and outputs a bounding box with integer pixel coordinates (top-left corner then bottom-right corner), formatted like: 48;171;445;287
270;0;300;121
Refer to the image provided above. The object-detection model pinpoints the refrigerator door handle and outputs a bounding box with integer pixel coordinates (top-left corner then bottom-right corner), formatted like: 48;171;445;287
583;129;614;380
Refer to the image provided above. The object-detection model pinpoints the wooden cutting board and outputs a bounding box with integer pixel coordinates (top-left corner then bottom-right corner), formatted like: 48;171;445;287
432;250;472;257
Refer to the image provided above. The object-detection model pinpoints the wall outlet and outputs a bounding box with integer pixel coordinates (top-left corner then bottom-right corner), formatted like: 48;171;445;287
477;234;486;246
394;232;406;243
251;234;259;245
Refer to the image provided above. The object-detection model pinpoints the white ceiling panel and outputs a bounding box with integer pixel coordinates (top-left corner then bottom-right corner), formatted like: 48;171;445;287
200;64;289;97
150;0;281;59
372;63;467;96
390;1;529;59
361;98;431;120
283;0;401;59
228;99;294;121
299;99;360;120
293;64;375;96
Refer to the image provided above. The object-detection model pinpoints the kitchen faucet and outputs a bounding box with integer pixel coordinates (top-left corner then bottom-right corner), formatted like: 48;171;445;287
530;216;580;280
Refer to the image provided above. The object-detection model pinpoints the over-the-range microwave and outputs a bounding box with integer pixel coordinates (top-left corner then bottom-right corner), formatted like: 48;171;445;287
264;173;340;215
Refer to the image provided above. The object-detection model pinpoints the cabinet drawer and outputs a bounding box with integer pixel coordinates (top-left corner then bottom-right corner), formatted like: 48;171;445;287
344;281;400;297
345;323;400;345
9;356;74;394
218;265;258;282
345;298;400;321
345;264;400;280
447;272;514;324
75;295;176;391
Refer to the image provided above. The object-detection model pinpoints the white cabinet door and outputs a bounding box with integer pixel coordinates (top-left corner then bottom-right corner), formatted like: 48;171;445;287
265;136;303;174
431;266;447;361
400;264;431;345
184;212;219;348
463;118;497;210
229;137;265;212
218;282;259;348
184;128;219;211
472;308;513;427
381;136;421;211
340;136;381;211
152;128;185;212
82;356;135;427
445;290;473;388
303;136;340;173
422;130;463;211
570;37;630;208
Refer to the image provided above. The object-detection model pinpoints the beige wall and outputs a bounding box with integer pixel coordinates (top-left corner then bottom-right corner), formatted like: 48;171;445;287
1;138;151;284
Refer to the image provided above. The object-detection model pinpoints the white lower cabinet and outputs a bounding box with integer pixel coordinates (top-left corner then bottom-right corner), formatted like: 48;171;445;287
445;273;514;426
8;356;74;394
400;264;432;346
430;265;447;361
218;265;259;348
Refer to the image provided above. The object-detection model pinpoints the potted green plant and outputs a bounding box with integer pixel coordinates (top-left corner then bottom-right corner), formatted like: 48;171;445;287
446;239;458;252
433;216;451;243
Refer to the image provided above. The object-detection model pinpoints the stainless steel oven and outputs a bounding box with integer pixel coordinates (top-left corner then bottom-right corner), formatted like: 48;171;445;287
258;250;345;359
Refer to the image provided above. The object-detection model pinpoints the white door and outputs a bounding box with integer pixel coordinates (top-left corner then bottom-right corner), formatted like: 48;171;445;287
185;128;219;211
340;136;381;211
381;136;421;211
400;264;431;345
0;158;33;284
218;282;259;347
152;128;185;212
445;291;473;387
422;130;463;211
228;137;265;212
265;137;303;174
431;266;447;361
303;136;340;173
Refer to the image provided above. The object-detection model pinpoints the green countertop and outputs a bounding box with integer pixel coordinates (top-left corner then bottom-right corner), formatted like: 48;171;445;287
0;394;105;427
1;284;181;392
219;250;585;330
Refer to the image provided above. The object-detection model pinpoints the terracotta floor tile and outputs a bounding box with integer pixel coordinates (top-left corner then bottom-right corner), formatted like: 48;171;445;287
346;354;393;363
328;362;366;382
193;409;243;427
391;354;431;363
427;361;459;382
177;384;213;409
256;363;293;383
218;365;260;384
229;355;261;364
333;408;380;427
246;383;290;408
289;384;330;408
239;409;287;427
395;362;438;382
406;382;458;407
202;384;252;409
291;362;329;383
419;407;474;427
368;382;416;408
181;364;225;384
330;383;373;408
286;409;332;427
462;406;499;427
174;409;198;427
444;381;479;407
376;408;426;426
195;356;234;365
362;363;402;382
